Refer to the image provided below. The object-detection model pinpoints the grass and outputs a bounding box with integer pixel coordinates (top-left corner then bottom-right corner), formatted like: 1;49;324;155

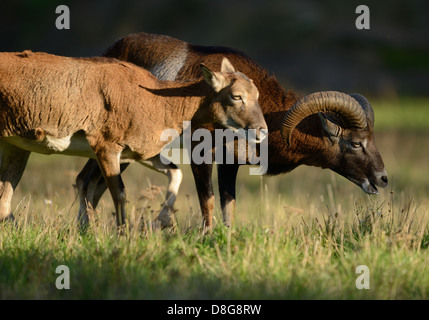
371;96;429;132
0;99;429;300
1;194;428;299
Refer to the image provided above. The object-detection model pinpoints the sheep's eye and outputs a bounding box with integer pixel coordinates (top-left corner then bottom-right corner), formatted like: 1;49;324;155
231;94;242;101
351;142;362;148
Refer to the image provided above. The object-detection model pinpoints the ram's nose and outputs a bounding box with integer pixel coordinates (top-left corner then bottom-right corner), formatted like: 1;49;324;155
376;170;389;188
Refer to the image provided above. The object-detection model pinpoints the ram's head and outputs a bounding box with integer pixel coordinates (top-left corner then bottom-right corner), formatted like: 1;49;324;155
281;91;388;194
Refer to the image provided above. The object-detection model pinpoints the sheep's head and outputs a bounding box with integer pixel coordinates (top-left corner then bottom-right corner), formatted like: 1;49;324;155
281;91;388;194
201;57;267;143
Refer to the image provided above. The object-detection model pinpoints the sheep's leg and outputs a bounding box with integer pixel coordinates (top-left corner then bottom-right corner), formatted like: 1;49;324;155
76;159;129;230
139;155;183;228
217;164;239;228
191;162;215;231
77;155;181;229
0;141;30;222
92;162;129;209
92;145;126;229
76;160;97;230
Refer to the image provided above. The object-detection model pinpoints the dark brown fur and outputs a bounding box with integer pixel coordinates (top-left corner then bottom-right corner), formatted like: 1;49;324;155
77;32;387;230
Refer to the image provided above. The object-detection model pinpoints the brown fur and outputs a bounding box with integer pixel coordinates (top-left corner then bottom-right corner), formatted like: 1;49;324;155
0;51;266;226
77;32;387;230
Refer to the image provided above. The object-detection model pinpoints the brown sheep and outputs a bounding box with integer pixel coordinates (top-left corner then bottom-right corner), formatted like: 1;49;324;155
76;32;388;230
0;51;267;228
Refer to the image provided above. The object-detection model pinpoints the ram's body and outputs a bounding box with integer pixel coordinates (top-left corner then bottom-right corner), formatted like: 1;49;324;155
76;32;388;229
0;50;266;227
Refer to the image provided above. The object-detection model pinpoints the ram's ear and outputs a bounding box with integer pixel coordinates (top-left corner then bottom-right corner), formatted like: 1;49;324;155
201;64;228;92
318;113;341;143
220;57;235;73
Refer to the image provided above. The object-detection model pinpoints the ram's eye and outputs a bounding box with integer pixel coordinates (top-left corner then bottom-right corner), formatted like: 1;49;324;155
351;142;362;148
231;94;242;101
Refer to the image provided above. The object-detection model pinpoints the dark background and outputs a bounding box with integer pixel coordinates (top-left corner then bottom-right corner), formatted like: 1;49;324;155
1;0;428;97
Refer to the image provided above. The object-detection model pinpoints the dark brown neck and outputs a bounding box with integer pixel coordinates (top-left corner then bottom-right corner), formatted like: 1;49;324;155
264;106;327;175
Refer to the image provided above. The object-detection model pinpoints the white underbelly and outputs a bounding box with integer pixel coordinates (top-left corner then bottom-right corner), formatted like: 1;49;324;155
3;132;95;158
3;134;145;164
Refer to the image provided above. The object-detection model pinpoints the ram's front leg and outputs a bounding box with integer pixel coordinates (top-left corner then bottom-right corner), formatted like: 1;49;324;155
191;162;215;232
91;141;127;229
217;164;239;227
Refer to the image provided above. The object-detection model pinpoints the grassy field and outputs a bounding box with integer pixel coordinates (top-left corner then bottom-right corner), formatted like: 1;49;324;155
0;98;428;299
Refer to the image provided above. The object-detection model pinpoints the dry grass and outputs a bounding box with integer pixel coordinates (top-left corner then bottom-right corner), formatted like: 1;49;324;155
1;123;429;299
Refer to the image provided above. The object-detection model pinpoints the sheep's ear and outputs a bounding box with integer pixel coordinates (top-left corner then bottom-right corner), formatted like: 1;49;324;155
201;64;227;92
318;113;341;143
220;57;235;73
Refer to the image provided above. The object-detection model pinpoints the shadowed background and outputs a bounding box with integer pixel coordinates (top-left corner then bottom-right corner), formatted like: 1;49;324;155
1;0;428;97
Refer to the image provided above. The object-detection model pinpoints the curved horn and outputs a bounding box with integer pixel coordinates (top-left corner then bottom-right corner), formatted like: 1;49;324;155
349;93;374;126
281;91;367;145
